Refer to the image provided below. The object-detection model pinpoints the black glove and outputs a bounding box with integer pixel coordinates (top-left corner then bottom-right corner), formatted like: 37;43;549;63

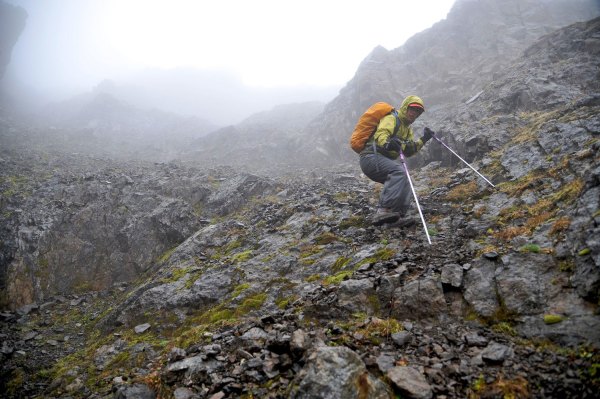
422;127;435;143
383;137;402;153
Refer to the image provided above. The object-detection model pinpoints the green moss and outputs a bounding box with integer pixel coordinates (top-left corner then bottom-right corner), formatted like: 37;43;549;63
184;270;204;289
559;260;575;273
519;244;541;253
299;245;322;259
305;274;322;283
6;368;25;395
106;350;131;369
472;373;486;392
261;253;277;263
492;322;517;336
578;248;591;256
374;247;395;261
209;309;235;323
158;247;177;263
314;231;338;245
275;295;297;309
161;266;193;284
231;250;253;263
231;283;250;298
544;314;564;324
299;258;316;266
331;256;351;273
323;270;353;286
225;239;243;253
237;292;267;315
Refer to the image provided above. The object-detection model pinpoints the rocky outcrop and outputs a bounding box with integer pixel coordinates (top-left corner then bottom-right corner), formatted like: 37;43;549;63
0;147;277;308
0;1;26;80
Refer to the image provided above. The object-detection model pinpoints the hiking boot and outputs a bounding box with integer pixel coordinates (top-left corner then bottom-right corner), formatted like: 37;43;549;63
386;217;416;228
372;208;400;226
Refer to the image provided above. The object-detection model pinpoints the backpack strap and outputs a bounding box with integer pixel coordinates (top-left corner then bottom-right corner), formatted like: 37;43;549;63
391;109;400;137
372;109;401;172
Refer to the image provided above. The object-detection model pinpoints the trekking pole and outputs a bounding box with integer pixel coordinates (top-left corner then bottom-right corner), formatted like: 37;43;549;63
431;134;496;188
398;150;432;245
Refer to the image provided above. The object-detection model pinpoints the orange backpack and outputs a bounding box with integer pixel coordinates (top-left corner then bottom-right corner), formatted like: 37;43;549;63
349;102;399;154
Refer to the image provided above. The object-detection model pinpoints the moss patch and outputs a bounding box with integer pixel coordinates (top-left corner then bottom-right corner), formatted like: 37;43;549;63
544;314;564;324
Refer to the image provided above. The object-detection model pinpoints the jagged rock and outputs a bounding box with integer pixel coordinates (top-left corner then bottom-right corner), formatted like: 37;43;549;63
165;356;223;385
134;323;151;334
463;258;499;318
441;263;464;288
481;342;514;364
391;331;413;347
291;346;391;399
338;279;377;315
375;353;396;373
173;387;197;399
391;276;447;321
387;366;433;399
464;333;489;347
290;329;311;355
114;383;156;399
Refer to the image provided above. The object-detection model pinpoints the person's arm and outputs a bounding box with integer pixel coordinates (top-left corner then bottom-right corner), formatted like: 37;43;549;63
372;114;396;147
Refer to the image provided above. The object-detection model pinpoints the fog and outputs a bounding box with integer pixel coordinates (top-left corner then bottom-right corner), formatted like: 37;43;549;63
1;0;454;125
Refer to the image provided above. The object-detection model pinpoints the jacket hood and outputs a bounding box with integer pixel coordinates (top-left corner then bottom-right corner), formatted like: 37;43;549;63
398;95;425;120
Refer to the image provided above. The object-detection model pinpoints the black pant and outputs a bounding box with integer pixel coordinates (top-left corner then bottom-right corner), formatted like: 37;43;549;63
359;153;411;214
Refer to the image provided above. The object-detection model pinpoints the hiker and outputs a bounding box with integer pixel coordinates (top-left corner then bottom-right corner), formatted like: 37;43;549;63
358;95;435;226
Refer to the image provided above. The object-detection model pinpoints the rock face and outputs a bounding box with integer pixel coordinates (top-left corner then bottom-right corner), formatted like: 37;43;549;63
0;1;26;80
302;0;600;163
0;3;599;399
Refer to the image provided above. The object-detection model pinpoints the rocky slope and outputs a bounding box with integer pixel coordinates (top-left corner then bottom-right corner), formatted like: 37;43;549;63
0;5;599;399
1;151;598;397
179;102;325;175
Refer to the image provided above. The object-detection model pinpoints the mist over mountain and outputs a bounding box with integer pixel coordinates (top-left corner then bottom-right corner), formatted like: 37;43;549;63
84;70;339;126
1;64;339;126
1;0;600;398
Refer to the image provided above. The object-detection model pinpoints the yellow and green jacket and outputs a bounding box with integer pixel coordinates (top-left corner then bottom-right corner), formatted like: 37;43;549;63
362;95;425;159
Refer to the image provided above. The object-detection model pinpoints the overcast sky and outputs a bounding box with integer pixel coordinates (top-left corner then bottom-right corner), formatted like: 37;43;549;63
5;0;455;95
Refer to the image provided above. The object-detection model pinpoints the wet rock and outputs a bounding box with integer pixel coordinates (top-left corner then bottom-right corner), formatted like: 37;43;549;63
441;263;463;288
169;347;187;362
392;276;447;321
134;323;151;334
338;279;377;315
173;387;198;399
391;331;412;347
376;353;396;373
463;258;498;318
481;342;513;364
387;366;433;399
292;346;391;399
115;383;156;399
464;333;489;347
289;329;311;357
